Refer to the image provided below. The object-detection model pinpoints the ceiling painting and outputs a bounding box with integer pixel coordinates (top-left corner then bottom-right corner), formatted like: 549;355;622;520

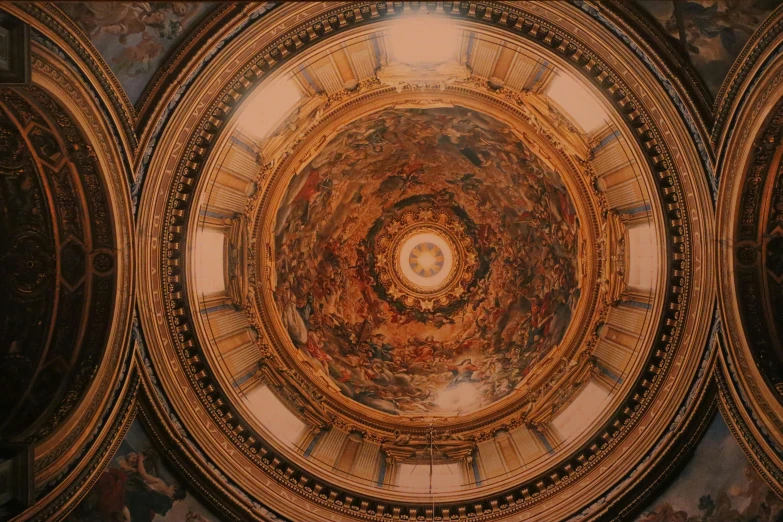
65;418;220;522
634;0;778;97
273;106;581;417
57;2;217;104
635;414;782;522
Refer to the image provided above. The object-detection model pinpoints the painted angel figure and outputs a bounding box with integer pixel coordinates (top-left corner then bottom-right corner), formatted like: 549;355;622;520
112;32;165;77
670;0;766;56
446;359;480;387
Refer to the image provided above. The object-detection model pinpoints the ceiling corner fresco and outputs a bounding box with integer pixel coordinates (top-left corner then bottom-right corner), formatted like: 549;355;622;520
633;0;779;97
635;414;783;522
64;418;222;522
56;2;218;105
7;1;783;521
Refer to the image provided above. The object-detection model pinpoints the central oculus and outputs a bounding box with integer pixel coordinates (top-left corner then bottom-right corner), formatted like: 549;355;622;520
401;232;452;288
373;209;477;312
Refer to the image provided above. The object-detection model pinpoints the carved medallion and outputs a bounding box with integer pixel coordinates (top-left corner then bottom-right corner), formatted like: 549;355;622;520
373;207;478;312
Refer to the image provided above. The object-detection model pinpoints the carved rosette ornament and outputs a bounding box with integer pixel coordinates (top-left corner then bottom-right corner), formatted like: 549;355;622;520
372;207;479;312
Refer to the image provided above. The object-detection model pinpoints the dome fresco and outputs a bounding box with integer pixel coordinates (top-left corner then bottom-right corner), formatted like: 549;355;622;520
273;106;581;416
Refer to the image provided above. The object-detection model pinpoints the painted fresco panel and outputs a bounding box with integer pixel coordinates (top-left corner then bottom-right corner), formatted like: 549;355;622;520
636;414;783;522
65;418;220;522
57;2;217;104
273;106;581;417
634;0;778;97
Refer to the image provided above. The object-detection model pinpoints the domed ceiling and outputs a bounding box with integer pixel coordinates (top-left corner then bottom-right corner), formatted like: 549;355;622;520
131;2;716;521
272;105;581;417
0;87;119;440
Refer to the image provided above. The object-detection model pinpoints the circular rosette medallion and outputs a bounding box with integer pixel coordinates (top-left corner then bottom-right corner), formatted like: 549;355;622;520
373;208;478;312
403;235;449;283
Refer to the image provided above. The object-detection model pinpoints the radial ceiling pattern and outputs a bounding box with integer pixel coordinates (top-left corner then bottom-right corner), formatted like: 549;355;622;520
272;106;581;417
131;2;720;520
